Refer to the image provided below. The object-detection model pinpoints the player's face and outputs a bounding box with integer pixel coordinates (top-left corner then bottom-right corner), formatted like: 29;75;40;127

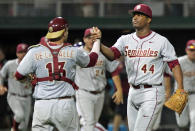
83;36;94;51
16;52;26;61
186;49;195;61
132;13;151;30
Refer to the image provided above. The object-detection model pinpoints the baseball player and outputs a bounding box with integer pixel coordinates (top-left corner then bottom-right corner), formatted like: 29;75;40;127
75;28;123;131
0;43;32;131
98;4;185;131
15;17;101;131
172;40;195;131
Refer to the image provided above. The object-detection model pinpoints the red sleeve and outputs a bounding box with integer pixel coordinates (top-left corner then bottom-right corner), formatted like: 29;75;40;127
111;63;123;76
15;71;25;80
110;47;121;59
167;59;180;70
87;52;98;67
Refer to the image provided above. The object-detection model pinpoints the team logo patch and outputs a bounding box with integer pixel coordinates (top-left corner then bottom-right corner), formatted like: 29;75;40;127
22;44;26;49
136;5;141;10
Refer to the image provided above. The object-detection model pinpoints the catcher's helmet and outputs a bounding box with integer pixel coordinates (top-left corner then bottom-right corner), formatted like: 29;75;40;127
46;17;68;39
130;4;152;18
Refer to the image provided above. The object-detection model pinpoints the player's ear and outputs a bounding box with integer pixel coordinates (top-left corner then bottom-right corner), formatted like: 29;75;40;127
147;17;152;24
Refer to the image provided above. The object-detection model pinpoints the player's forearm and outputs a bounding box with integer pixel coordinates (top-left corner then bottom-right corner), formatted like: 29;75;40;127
112;75;122;91
100;44;115;61
172;65;184;89
87;39;100;67
90;39;100;54
164;75;171;100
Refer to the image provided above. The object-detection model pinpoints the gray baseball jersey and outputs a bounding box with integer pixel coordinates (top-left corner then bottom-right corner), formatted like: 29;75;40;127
17;44;91;99
174;55;195;92
0;59;32;95
174;55;195;131
75;46;119;91
0;58;32;131
113;31;177;85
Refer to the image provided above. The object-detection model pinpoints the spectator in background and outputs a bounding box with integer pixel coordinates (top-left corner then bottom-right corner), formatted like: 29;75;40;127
82;0;95;17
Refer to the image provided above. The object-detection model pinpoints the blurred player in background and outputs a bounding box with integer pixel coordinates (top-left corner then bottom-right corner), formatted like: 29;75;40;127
99;3;184;131
173;40;195;131
15;17;101;131
112;56;129;131
0;43;32;131
75;28;123;131
0;47;10;128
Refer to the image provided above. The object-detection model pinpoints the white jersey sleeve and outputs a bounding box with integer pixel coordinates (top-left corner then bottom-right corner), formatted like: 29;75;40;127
161;38;177;62
17;49;35;76
75;48;90;68
105;59;120;73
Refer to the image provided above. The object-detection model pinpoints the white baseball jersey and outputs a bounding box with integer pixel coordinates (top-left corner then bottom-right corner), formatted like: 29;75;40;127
75;46;119;91
113;31;177;85
174;55;195;92
17;44;91;99
0;59;32;95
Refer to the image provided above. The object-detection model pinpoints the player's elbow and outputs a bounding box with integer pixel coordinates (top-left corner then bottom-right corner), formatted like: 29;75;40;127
86;52;98;67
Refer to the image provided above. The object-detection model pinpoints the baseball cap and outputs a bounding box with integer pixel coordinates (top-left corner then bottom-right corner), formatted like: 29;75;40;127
16;43;28;53
186;40;195;50
130;4;152;18
84;28;93;37
46;17;68;39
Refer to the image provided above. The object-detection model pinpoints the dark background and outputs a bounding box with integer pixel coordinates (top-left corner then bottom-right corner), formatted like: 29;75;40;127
0;28;194;60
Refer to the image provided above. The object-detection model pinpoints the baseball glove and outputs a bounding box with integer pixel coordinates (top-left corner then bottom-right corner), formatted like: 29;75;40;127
164;89;188;115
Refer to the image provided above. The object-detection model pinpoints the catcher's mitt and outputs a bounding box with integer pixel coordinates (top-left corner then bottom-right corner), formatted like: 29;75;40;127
164;89;188;115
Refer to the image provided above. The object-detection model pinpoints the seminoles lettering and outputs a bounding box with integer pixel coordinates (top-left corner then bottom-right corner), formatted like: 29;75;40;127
35;50;74;60
125;46;158;57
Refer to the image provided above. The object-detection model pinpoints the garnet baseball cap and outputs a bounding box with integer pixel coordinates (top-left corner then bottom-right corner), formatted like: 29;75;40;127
16;43;28;53
186;40;195;50
84;28;93;37
130;4;152;18
46;17;68;39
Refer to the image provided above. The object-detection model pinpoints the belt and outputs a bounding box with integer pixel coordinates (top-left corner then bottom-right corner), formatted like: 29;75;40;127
36;96;73;100
82;89;104;95
131;83;162;89
58;96;73;100
132;85;152;89
11;93;31;98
